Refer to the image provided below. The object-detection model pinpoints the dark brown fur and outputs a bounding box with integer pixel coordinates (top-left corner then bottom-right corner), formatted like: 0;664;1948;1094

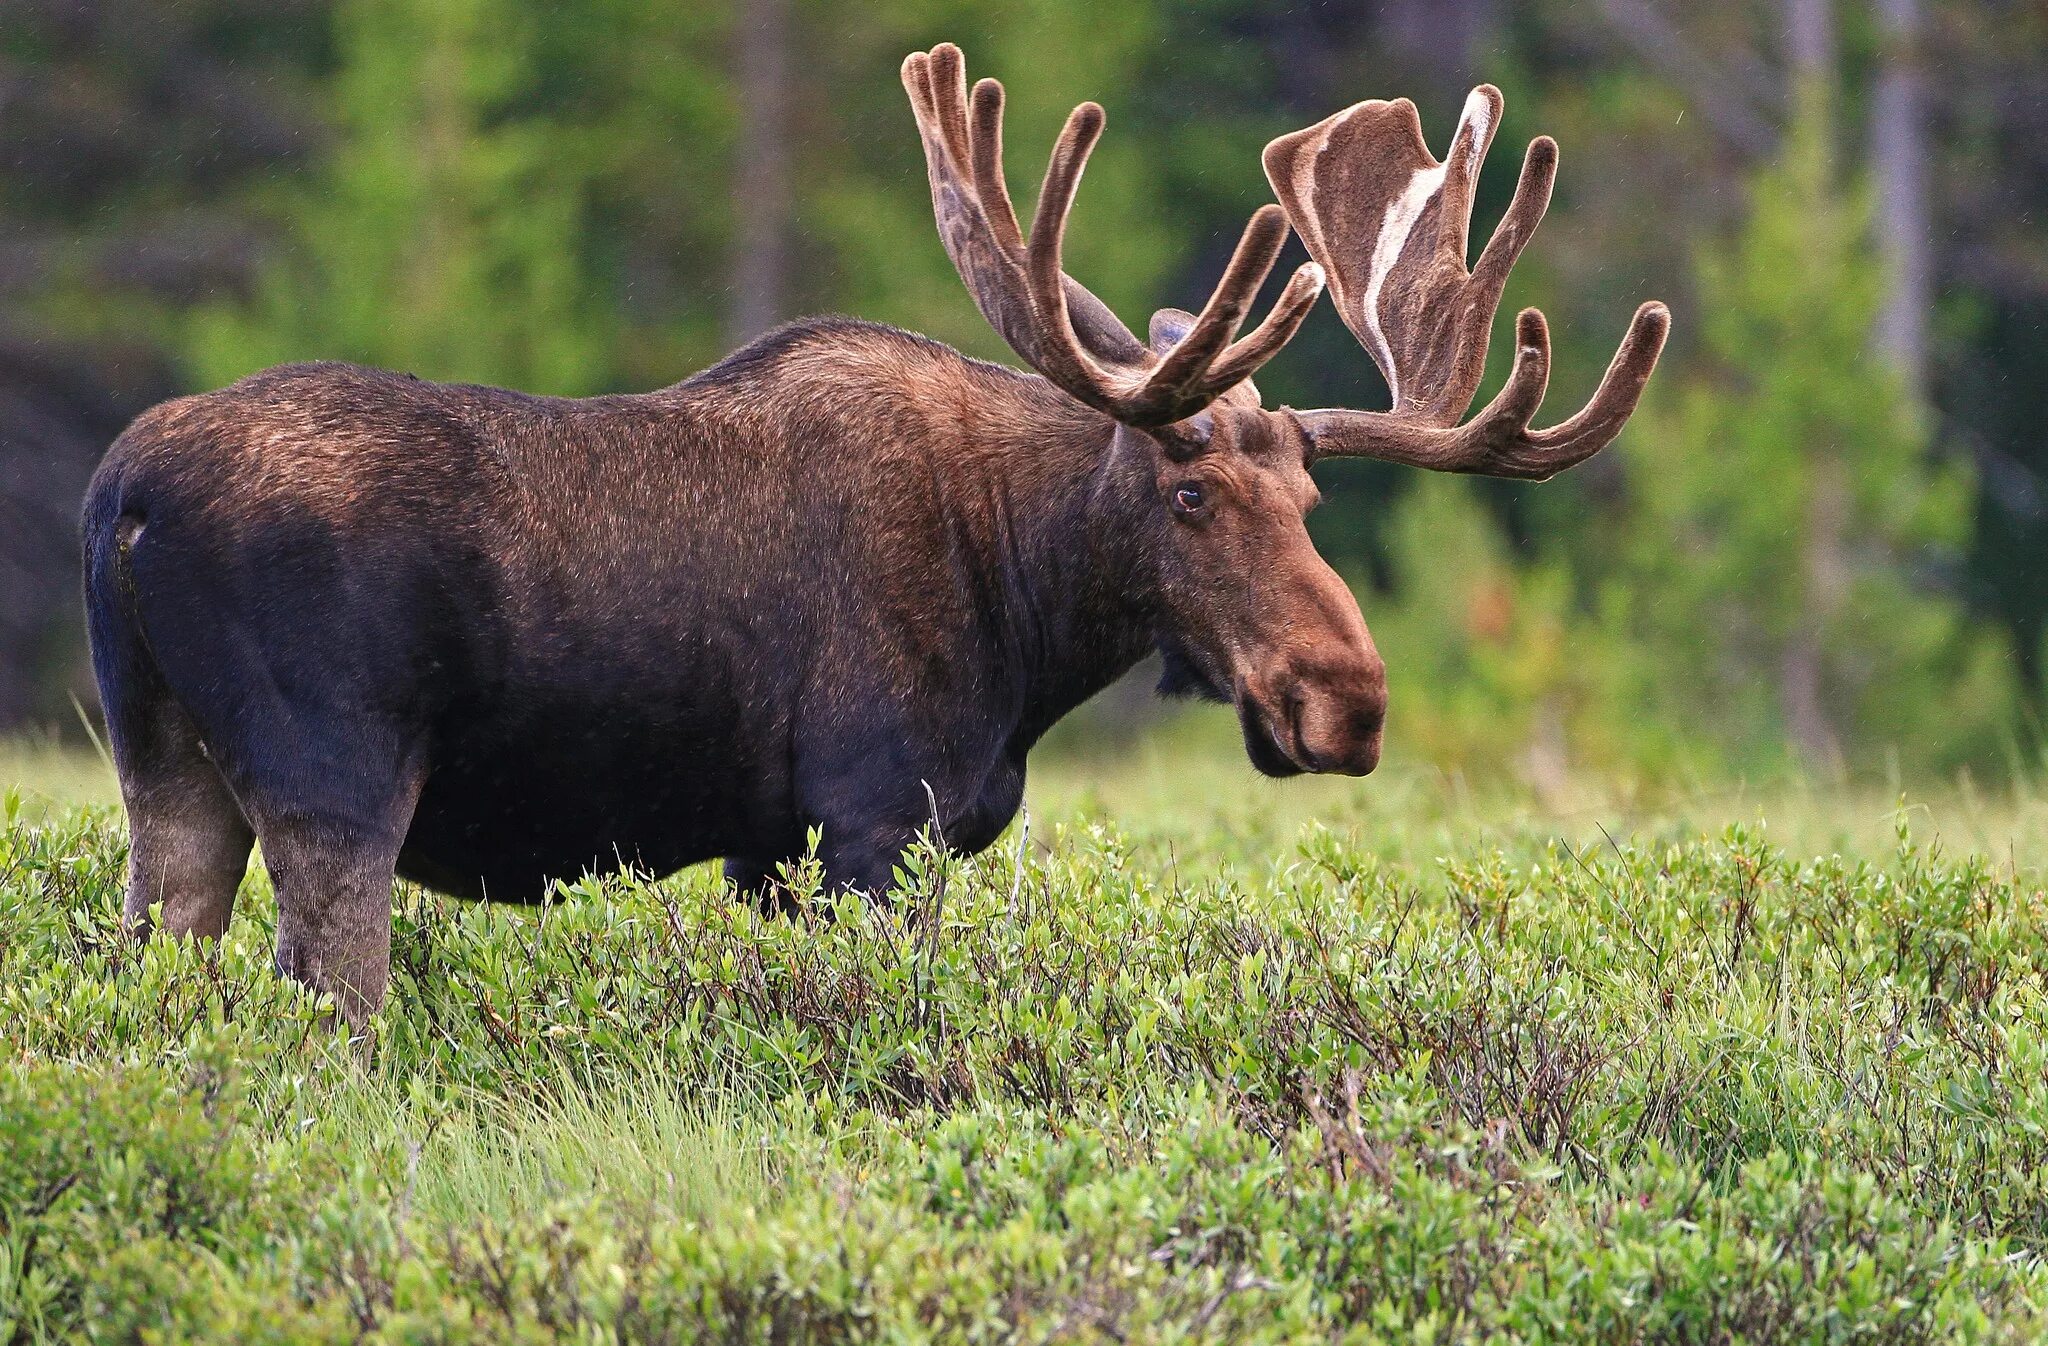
84;320;1383;1025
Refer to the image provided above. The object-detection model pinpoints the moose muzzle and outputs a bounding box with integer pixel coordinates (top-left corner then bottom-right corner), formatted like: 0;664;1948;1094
1238;638;1387;778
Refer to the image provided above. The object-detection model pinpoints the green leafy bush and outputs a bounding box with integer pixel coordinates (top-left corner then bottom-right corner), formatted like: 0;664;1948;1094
6;795;2048;1340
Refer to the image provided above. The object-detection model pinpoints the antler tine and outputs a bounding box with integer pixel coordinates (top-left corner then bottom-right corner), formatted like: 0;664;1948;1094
1191;258;1327;400
1432;85;1503;269
1521;301;1670;458
1266;83;1668;478
1470;137;1557;312
967;77;1024;256
1295;302;1670;479
1128;208;1326;423
1471;308;1554;437
1450;301;1670;478
1021;100;1118;396
905;43;1322;429
926;44;973;166
1137;206;1288;414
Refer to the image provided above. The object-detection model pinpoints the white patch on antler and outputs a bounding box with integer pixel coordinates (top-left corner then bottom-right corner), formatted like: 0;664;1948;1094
1358;88;1492;408
1358;170;1442;407
1288;119;1345;303
1458;87;1492;163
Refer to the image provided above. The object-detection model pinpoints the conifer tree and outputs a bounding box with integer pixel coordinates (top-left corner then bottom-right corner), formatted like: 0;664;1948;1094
189;0;613;394
1614;95;2013;773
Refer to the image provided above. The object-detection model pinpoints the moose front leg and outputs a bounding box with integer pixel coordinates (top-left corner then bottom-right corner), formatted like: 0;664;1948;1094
233;738;425;1034
804;753;1026;901
723;856;803;917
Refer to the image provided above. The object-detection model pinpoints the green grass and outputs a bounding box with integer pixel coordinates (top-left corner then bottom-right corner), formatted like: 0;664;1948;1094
6;733;2048;1341
0;739;119;818
312;1070;779;1232
1034;726;2048;873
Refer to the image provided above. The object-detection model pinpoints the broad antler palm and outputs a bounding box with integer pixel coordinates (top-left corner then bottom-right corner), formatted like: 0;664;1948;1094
1263;86;1670;479
902;44;1326;428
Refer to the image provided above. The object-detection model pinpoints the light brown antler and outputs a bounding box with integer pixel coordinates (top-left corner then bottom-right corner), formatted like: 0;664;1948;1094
903;44;1326;429
1262;86;1669;478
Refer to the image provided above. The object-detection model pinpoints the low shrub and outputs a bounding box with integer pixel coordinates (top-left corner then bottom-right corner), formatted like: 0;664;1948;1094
5;797;2047;1340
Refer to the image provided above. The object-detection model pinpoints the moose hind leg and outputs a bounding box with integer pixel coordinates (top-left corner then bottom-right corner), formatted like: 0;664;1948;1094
256;810;411;1030
99;635;254;940
223;729;425;1031
90;544;254;940
119;728;254;942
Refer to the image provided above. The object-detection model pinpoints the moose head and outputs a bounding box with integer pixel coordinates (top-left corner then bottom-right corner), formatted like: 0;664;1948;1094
903;44;1669;778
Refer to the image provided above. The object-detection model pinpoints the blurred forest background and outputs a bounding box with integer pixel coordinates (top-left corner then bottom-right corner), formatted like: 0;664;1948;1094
0;0;2042;789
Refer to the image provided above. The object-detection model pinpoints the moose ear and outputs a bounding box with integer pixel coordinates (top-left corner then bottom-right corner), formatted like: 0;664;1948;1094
1147;308;1198;356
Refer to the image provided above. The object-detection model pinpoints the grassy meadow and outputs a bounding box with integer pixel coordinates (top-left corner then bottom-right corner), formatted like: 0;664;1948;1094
5;730;2048;1342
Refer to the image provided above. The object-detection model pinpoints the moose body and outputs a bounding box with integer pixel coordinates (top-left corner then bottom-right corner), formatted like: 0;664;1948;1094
86;45;1666;1025
86;323;1167;907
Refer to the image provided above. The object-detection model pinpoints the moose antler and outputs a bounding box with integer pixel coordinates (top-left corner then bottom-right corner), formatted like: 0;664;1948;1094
1262;86;1669;478
903;44;1326;428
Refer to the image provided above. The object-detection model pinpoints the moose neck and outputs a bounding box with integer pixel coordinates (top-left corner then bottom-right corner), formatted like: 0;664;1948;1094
952;380;1161;745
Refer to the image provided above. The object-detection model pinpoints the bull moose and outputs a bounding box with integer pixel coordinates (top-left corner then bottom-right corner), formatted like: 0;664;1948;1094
82;44;1668;1025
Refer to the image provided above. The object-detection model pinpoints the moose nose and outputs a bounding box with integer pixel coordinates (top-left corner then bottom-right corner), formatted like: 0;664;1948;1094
1284;656;1387;776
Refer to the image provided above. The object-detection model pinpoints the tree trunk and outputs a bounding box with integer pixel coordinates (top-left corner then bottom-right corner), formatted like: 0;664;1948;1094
1783;0;1835;79
729;0;792;345
1871;0;1931;397
1379;0;1501;95
1785;469;1848;773
1779;0;1845;770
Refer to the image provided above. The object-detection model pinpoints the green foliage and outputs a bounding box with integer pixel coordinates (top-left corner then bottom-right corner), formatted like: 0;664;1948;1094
1367;478;1670;787
7;791;2048;1339
1610;96;2016;774
187;0;620;393
7;0;2039;776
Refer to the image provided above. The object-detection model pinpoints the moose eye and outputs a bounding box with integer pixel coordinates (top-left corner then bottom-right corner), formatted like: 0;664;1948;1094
1172;483;1207;517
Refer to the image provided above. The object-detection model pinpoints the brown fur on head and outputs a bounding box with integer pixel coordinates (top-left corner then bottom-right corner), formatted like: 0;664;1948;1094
1122;403;1386;777
1083;314;1386;776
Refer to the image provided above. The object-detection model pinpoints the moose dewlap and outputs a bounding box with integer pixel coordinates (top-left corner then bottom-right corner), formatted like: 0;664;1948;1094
81;42;1667;1025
